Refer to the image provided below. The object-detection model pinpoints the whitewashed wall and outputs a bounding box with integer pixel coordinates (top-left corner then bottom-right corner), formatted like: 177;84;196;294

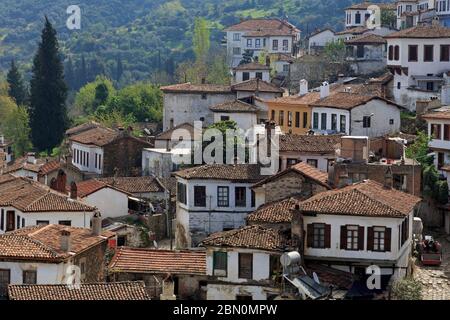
82;188;128;219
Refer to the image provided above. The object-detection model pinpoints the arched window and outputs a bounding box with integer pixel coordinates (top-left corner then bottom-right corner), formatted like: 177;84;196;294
355;11;361;24
388;45;394;60
394;45;400;60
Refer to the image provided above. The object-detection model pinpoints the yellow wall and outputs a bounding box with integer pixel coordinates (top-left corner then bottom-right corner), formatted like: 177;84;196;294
267;101;311;135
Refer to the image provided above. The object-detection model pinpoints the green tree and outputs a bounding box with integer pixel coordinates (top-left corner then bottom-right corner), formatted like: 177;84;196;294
206;54;230;85
94;82;110;109
0;95;16;121
381;9;396;28
6;60;27;106
2;105;33;156
239;49;254;65
29;17;68;152
91;110;136;129
405;131;432;165
192;18;210;63
74;76;115;114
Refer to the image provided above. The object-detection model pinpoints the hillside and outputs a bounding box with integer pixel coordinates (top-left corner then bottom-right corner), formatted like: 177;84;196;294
0;0;393;87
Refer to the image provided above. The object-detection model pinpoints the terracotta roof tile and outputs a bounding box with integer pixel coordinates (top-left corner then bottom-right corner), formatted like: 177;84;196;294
160;83;232;94
335;26;370;35
8;281;150;300
68;126;119;147
173;164;265;182
299;180;421;218
346;2;396;10
65;121;103;136
201;225;285;251
0;224;114;262
0;177;96;212
247;197;301;224
155;123;196;140
422;107;450;120
233;62;270;71
2;157;50;174
225;19;300;35
279;134;341;153
210;100;258;113
75;180;108;198
231;78;284;93
385;25;450;38
310;92;399;110
97;176;165;194
38;160;62;175
109;247;206;275
345;33;386;44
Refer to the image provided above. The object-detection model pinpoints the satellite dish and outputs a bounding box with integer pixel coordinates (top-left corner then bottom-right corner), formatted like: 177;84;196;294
313;272;320;284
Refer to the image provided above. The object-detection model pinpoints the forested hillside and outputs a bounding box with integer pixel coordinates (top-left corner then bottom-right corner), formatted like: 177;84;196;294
0;0;393;87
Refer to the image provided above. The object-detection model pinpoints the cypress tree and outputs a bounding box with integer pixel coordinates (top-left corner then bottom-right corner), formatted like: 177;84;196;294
116;55;123;81
6;59;27;106
29;17;68;152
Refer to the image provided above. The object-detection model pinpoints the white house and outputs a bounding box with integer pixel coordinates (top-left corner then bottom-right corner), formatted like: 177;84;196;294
0;175;97;234
173;164;265;248
73;179;130;219
224;19;300;67
210;100;259;131
233;62;271;83
345;33;387;75
396;0;450;29
345;2;396;29
201;225;283;300
0;222;114;298
96;176;169;201
307;29;337;55
310;82;402;137
142;147;191;178
298;179;421;279
386;25;450;111
0;135;12;165
422;106;450;183
160;80;283;131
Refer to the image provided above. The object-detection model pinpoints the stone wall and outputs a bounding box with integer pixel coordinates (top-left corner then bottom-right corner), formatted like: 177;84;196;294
73;241;109;283
103;135;151;177
148;213;167;240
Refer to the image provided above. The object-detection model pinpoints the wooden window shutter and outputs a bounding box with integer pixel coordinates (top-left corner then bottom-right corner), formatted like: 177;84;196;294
324;224;331;248
307;224;314;247
385;228;392;252
367;227;374;251
340;225;347;249
358;226;365;250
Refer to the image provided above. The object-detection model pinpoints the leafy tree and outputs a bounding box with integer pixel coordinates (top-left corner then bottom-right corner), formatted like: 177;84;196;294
91;110;136;129
192;18;210;63
29;17;68;152
94;83;110;109
405;131;432;165
74;76;115;114
6;60;27;106
206;53;230;85
0;95;16;121
324;39;347;63
423;165;439;197
2;105;33;156
435;180;449;204
239;49;254;65
381;9;396;28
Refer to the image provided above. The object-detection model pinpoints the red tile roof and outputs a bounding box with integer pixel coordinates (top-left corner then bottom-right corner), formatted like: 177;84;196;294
109;247;206;275
173;164;265;182
421;107;450;120
201;225;285;251
0;224;114;262
68;127;119;147
247;197;301;224
345;33;386;44
233;62;271;71
299;180;421;218
0;176;96;212
231;78;284;93
210;100;258;113
385;25;450;38
225;19;299;36
160;83;232;94
311;92;399;110
346;2;396;10
38;160;62;175
8;281;150;300
279;134;341;154
97;176;166;194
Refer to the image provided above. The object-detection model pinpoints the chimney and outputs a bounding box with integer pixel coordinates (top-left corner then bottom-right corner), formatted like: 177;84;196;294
384;166;393;189
299;79;308;96
320;81;330;99
338;164;349;188
91;211;102;236
27;152;37;164
290;204;304;256
60;230;71;252
70;182;78;199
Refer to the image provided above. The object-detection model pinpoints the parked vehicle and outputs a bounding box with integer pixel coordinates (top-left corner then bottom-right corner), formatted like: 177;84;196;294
419;236;443;266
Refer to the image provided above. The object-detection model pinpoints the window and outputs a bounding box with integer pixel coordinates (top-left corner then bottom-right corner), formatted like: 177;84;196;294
201;93;207;100
307;159;318;168
426;81;434;91
295;112;300;128
36;220;49;226
388;45;393;60
242;72;250;81
356;45;364;58
331;114;337;131
22;270;37;284
283;64;289;72
233;33;240;41
6;211;14;232
0;209;3;231
303;112;308;128
321;113;327;130
288;111;292;127
117;235;126;246
397;82;401;90
221;116;230;121
394;45;400;60
217;186;229;207
21;218;25;228
400;216;409;247
0;269;10;297
340;115;346;133
372;227;386;251
431;124;442;139
282;39;289;51
355;12;361;24
312;224;325;248
272;39;278;50
238;253;253;279
424;45;434;62
313;112;319;129
255;72;263;80
287;158;298;167
406;4;412;11
389;119;394;125
213;251;227;276
363;116;371;128
247;39;252;47
255;39;261;48
251;190;256;207
58;220;71;226
271;110;275;120
279;111;284;126
233;47;241;55
345;225;360;250
235;187;246;207
177;182;187;204
194;186;206;207
441;45;450;61
408;45;418;61
98;154;102;170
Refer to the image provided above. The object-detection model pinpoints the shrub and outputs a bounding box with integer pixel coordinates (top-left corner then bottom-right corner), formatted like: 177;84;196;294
391;278;422;300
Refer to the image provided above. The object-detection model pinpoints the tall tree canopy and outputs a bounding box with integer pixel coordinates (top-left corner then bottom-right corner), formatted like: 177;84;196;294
192;18;210;63
6;60;27;106
29;17;68;152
